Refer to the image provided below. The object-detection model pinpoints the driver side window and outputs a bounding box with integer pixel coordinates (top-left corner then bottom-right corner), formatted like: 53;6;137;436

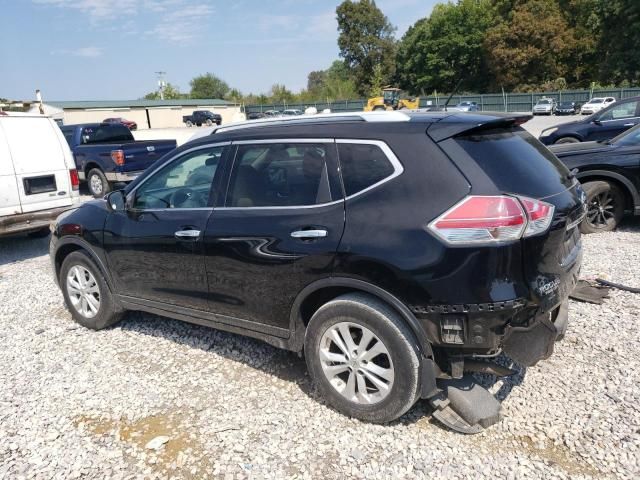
134;146;224;209
598;101;638;121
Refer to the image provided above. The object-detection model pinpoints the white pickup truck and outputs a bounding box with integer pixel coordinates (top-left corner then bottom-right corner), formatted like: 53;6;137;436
0;112;80;237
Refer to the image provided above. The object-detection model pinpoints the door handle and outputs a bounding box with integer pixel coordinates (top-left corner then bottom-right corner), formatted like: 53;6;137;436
175;229;201;240
290;229;328;239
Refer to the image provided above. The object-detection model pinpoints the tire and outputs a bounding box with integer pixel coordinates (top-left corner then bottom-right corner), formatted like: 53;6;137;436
87;168;111;198
60;251;123;330
27;227;51;238
580;180;625;234
186;121;193;127
554;136;580;144
305;293;421;424
206;119;213;126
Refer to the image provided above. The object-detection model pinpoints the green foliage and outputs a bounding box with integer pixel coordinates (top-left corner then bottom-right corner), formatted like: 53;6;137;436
143;83;183;100
336;0;397;96
396;0;494;95
189;73;230;99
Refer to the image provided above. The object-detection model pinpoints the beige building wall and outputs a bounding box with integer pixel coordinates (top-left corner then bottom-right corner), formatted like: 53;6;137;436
61;105;241;129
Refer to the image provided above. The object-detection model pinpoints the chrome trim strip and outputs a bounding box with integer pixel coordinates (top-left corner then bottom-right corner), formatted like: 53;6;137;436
232;138;334;145
218;200;342;211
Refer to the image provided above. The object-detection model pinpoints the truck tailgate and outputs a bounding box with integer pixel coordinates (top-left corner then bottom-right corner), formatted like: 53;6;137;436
120;140;176;172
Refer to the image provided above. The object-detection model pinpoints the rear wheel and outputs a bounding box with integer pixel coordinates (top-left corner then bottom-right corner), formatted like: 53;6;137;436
554;136;580;144
186;120;193;127
87;168;111;198
305;293;420;423
60;251;123;330
580;180;625;233
206;119;213;126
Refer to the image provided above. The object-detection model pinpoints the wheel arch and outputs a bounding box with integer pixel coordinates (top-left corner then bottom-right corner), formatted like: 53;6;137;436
288;278;433;359
84;162;102;176
577;170;640;210
555;134;583;143
54;237;116;294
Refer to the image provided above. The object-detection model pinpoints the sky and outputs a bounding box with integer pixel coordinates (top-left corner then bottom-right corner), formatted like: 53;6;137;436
0;0;438;101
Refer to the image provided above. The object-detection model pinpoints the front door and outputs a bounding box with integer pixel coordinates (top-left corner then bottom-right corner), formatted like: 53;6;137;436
104;143;228;310
203;140;345;332
589;100;640;141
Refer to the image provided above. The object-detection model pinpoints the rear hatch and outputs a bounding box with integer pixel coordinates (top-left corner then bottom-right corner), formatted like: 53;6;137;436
433;123;585;311
0;116;75;214
119;140;176;172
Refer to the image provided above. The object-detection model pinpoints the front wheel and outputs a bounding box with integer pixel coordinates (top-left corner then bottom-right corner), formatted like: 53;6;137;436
554;136;580;144
87;168;111;198
305;293;420;423
580;180;625;233
60;251;123;330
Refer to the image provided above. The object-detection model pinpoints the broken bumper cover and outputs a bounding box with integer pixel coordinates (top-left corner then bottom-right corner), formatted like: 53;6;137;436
502;300;569;366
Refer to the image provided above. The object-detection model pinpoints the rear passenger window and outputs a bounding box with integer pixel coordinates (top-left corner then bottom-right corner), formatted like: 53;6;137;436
226;143;339;207
337;143;396;196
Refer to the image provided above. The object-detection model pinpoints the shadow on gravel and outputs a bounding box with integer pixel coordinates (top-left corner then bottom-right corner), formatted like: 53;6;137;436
0;233;50;266
114;310;527;430
618;216;640;232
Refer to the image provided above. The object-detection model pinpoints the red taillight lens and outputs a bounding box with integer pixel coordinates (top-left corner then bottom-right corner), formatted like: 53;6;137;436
111;149;125;165
429;196;526;245
429;195;555;245
69;169;79;190
519;196;555;237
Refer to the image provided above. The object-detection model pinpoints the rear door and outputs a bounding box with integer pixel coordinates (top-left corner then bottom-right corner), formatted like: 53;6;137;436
203;139;345;333
0;122;21;216
1;116;74;213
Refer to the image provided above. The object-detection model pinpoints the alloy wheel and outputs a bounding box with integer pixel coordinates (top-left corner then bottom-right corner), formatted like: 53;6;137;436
319;322;394;405
586;191;616;228
66;265;101;318
90;174;103;195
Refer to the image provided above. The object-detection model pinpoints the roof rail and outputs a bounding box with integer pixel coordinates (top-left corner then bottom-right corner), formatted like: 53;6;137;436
213;110;410;134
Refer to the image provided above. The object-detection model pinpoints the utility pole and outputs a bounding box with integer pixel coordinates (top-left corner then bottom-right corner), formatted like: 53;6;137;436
155;71;166;100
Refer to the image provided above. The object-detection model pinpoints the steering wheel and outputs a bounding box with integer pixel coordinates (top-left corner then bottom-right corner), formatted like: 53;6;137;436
169;187;204;208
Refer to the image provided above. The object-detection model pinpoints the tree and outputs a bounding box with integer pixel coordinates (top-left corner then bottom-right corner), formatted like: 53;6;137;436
336;0;397;96
307;70;327;91
484;0;578;90
143;82;183;100
597;0;640;85
396;0;494;95
189;73;230;99
269;84;295;104
226;88;243;103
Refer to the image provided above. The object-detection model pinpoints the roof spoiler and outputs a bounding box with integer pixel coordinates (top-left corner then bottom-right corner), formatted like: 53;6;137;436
427;113;533;142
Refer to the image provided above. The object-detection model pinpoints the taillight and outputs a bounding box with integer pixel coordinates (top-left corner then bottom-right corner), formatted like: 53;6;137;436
111;149;125;165
428;195;554;245
519;196;555;237
69;169;79;190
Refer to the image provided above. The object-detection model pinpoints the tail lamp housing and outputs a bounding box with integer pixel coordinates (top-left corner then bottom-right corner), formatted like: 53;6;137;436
69;169;79;191
428;195;555;246
111;149;125;166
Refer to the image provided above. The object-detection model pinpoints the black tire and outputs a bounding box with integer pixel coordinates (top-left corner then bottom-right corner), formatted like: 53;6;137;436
305;293;421;423
87;168;111;198
554;136;580;144
186;120;193;127
580;180;625;234
206;119;213;126
27;227;51;238
60;251;123;330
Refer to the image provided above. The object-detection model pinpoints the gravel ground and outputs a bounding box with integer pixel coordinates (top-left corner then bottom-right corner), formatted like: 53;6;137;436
1;221;639;479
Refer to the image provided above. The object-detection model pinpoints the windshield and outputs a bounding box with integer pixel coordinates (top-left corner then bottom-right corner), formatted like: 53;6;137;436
537;99;551;104
558;103;573;107
612;124;640;146
589;99;604;104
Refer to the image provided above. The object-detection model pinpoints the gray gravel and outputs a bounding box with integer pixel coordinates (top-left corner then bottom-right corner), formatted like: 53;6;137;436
1;218;639;479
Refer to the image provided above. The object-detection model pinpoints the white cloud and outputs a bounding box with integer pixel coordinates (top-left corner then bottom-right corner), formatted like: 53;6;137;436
50;46;103;57
258;11;336;40
33;0;214;44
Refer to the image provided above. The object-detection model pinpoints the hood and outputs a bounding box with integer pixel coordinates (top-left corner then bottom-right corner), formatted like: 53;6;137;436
549;141;613;157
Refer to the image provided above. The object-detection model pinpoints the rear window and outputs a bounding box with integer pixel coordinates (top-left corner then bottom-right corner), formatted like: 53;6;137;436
452;128;572;198
80;125;133;144
337;143;396;197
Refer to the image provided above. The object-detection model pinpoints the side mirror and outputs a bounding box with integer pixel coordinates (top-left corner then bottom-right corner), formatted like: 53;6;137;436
106;190;126;212
592;119;602;126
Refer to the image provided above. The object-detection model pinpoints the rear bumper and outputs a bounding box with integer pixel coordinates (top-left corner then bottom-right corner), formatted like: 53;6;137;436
0;206;74;237
104;171;143;182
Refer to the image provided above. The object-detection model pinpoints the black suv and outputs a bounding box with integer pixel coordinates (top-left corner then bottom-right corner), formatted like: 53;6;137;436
50;112;584;432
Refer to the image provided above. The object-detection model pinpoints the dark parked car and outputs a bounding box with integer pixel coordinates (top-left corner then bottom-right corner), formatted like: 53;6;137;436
183;110;222;127
60;123;177;197
555;102;580;115
50;111;583;433
550;123;640;233
247;112;266;120
540;95;640;145
103;117;137;130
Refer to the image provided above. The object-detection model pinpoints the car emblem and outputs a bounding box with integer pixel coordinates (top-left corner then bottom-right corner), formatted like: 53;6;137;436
147;146;155;152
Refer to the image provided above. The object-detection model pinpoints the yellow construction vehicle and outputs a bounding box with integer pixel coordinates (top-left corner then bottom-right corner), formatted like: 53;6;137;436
364;87;420;111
